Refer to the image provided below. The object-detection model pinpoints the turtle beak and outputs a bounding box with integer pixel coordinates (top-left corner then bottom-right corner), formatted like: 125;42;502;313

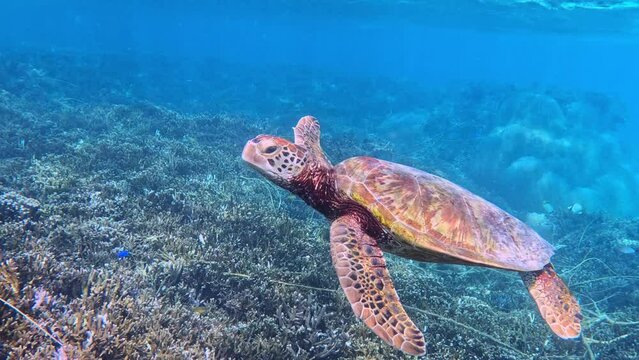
242;139;259;164
242;137;270;172
241;141;254;163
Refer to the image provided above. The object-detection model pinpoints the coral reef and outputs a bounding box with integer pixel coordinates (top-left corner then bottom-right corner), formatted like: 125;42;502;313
1;53;638;359
472;89;637;217
368;86;638;218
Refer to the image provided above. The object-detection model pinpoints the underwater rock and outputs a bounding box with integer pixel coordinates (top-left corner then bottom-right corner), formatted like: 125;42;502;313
536;171;570;207
498;92;567;131
592;172;638;216
525;212;553;239
506;155;542;174
467;88;637;217
378;111;427;143
567;187;599;214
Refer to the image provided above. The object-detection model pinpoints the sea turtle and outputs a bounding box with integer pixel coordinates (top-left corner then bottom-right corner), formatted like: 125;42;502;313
241;116;582;356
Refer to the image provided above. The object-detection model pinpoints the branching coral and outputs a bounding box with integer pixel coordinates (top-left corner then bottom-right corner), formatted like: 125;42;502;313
1;52;637;359
0;296;64;347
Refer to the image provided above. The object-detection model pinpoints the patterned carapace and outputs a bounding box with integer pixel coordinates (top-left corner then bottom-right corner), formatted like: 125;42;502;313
335;157;555;272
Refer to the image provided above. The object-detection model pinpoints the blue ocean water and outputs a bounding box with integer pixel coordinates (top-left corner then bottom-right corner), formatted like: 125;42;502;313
1;1;638;359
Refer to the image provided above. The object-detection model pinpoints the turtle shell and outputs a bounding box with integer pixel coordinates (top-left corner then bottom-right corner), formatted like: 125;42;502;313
335;157;553;272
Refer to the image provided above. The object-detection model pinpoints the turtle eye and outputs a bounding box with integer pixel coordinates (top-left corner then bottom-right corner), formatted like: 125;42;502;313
264;145;278;154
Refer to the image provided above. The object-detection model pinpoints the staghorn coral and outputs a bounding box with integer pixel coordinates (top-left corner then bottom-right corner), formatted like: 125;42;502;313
0;192;41;222
0;52;637;359
275;293;350;359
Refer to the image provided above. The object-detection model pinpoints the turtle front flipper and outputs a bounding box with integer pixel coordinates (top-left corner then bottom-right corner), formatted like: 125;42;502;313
520;263;582;339
293;116;331;168
330;215;426;356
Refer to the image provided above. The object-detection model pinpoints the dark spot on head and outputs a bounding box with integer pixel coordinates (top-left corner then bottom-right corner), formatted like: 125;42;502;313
268;159;275;166
283;151;290;156
284;159;289;163
277;168;282;172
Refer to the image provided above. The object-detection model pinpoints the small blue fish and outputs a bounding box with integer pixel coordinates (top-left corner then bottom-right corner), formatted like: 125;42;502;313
617;246;636;255
117;249;131;259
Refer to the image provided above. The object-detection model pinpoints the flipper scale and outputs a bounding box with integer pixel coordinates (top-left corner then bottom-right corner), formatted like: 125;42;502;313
330;214;426;356
521;263;582;339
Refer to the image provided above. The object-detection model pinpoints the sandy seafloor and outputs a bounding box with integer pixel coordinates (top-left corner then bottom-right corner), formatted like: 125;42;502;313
0;53;638;359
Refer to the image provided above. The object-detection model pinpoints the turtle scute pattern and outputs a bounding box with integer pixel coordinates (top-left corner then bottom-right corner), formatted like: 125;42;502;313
521;264;583;338
330;215;426;356
336;157;554;271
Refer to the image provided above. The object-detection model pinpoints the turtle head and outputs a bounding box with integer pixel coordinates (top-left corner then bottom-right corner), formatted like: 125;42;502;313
242;134;309;185
242;116;332;191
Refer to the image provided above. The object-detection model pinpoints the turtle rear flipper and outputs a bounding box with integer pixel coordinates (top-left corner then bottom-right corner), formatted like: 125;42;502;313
330;214;426;356
521;264;582;338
